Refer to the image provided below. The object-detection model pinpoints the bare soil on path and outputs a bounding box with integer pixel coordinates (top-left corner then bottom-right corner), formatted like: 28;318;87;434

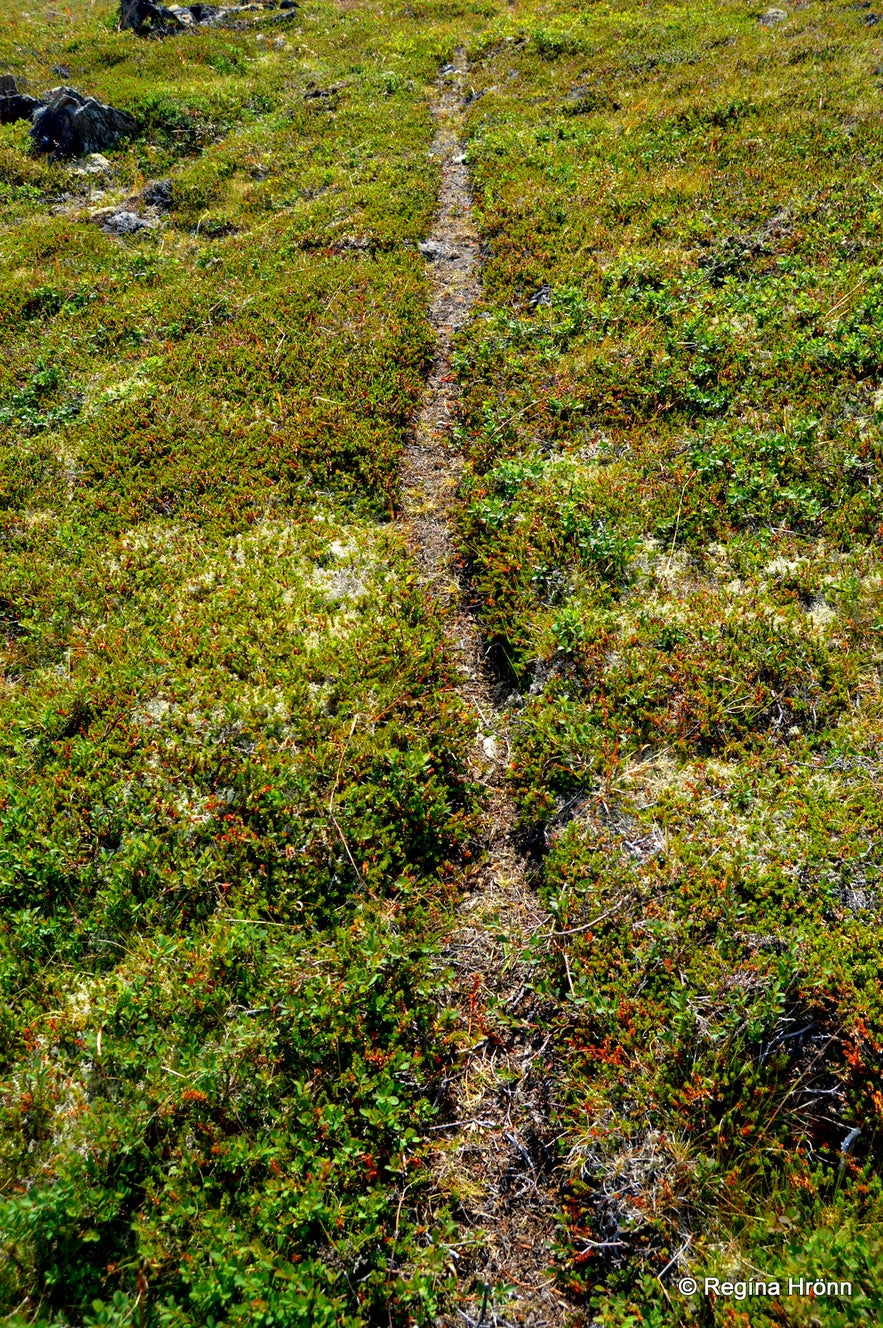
400;60;578;1328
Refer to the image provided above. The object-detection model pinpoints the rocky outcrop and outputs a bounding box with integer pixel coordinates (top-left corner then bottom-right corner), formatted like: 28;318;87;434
0;75;44;125
0;77;137;156
118;0;297;35
30;87;137;158
119;0;188;32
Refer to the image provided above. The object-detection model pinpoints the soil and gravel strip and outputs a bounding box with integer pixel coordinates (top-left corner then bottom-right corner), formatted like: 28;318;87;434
400;59;575;1328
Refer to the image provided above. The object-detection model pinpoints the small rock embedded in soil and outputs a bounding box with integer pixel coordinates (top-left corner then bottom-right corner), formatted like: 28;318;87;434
72;152;114;178
480;734;499;762
98;209;151;236
759;7;788;24
91;181;172;235
31;87;136;157
418;238;458;260
136;177;173;210
303;82;342;108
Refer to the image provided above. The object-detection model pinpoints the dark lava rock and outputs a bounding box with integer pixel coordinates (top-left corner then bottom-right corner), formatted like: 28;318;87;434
99;209;150;236
120;0;296;32
0;92;44;125
31;87;137;158
139;178;173;210
119;0;187;32
0;75;44;125
303;83;341;105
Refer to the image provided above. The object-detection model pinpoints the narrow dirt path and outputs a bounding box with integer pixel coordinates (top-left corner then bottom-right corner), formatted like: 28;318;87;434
401;59;575;1328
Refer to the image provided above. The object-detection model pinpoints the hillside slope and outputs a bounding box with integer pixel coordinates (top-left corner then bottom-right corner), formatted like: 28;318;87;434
1;0;882;1325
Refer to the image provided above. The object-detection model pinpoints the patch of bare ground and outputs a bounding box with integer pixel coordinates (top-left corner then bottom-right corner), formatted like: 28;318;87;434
400;59;578;1328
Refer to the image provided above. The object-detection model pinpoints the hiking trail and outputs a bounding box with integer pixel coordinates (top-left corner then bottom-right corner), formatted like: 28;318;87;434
400;56;575;1328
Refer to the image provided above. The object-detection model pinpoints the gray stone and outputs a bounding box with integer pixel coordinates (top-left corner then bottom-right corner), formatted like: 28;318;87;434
118;0;187;32
527;282;552;307
74;152;114;177
759;8;788;25
118;0;245;33
99;210;150;235
418;239;453;260
31;87;136;158
0;75;44;125
139;178;173;210
165;4;197;23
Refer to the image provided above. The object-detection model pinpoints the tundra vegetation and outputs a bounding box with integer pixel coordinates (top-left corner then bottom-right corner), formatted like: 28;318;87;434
0;0;881;1325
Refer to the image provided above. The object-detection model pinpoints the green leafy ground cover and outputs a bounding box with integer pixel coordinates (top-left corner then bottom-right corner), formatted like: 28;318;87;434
455;1;883;1322
0;3;490;1323
3;0;883;1323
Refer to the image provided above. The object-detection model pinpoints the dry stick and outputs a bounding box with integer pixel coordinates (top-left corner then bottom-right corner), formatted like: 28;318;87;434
822;279;866;324
545;894;632;938
329;813;365;887
488;398;538;438
328;715;365;886
665;483;687;572
393;1182;412;1241
656;1234;692;1284
560;946;575;997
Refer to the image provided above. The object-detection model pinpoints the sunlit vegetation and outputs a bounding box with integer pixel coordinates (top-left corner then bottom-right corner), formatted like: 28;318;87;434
2;0;883;1322
455;1;883;1321
0;3;484;1323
